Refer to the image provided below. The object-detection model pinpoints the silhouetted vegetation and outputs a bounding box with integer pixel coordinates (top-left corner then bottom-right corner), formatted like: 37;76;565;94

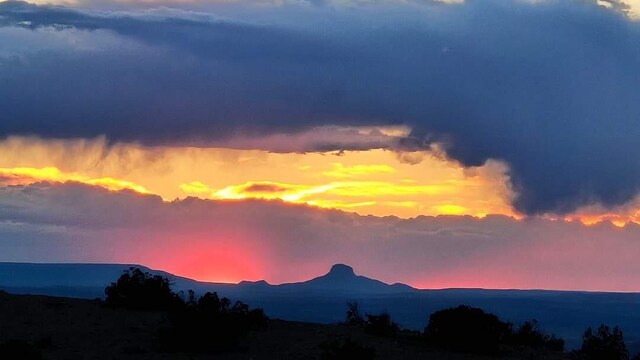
424;305;511;354
343;302;399;338
423;305;564;355
104;267;181;311
103;268;267;353
572;325;629;360
509;319;565;351
320;338;376;360
0;340;42;360
162;291;268;353
364;312;399;338
345;301;365;326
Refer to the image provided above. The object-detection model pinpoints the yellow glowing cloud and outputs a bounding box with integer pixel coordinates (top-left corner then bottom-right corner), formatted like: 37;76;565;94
179;181;212;195
206;180;457;203
0;136;518;219
178;176;503;218
434;204;468;215
1;136;638;224
0;166;150;194
322;163;396;178
307;200;377;209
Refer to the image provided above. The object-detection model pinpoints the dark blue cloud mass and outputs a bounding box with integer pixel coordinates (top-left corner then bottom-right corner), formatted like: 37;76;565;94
0;0;640;215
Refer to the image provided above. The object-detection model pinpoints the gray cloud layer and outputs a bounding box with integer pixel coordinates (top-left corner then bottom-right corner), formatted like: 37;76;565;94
1;182;640;291
1;0;640;215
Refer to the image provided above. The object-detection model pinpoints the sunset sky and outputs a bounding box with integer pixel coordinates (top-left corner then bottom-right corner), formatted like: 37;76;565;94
1;0;640;291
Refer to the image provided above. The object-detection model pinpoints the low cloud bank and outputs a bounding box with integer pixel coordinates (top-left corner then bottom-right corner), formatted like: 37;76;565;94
1;182;639;291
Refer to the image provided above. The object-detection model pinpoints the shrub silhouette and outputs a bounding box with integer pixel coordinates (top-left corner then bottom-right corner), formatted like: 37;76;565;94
104;267;181;311
364;311;399;338
162;291;268;353
575;325;629;360
0;340;42;360
343;303;398;337
320;338;376;360
424;305;511;354
509;320;565;351
345;301;364;326
104;269;267;353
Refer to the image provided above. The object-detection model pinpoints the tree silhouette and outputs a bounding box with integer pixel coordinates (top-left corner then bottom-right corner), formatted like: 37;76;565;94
364;311;399;338
103;269;267;353
424;305;511;354
345;301;364;326
104;267;181;311
343;303;398;337
163;291;267;353
577;325;629;360
510;319;564;351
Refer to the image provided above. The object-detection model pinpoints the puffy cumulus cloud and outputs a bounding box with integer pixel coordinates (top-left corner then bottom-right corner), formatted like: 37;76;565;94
2;181;640;291
1;0;640;216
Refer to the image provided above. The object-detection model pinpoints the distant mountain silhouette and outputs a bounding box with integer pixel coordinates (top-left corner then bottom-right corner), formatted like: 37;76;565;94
0;262;413;296
272;264;415;294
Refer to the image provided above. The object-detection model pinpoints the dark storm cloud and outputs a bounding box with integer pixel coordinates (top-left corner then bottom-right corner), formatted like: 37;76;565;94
1;0;640;215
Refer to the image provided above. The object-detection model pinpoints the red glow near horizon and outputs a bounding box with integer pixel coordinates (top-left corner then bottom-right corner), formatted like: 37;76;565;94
142;233;265;284
168;247;262;284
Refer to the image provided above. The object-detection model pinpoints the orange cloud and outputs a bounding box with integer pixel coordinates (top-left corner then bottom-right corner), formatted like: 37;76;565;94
322;163;396;178
179;181;211;195
0;167;150;195
433;204;468;215
205;180;455;201
1;136;639;224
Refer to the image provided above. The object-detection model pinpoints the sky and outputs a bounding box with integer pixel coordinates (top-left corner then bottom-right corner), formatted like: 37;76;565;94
1;0;640;291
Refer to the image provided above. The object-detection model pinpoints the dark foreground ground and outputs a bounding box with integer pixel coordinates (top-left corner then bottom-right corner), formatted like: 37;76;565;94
0;291;568;359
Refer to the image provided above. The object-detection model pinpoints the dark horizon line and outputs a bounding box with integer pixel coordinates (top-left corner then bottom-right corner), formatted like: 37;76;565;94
1;261;639;295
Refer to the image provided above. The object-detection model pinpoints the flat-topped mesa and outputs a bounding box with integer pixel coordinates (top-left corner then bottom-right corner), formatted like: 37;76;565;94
325;264;356;279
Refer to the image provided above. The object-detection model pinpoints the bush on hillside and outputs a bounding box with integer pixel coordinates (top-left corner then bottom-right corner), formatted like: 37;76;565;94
509;320;565;351
573;325;629;360
104;268;267;353
343;303;398;337
104;267;181;311
424;305;512;354
344;301;365;326
162;291;268;353
364;312;399;338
